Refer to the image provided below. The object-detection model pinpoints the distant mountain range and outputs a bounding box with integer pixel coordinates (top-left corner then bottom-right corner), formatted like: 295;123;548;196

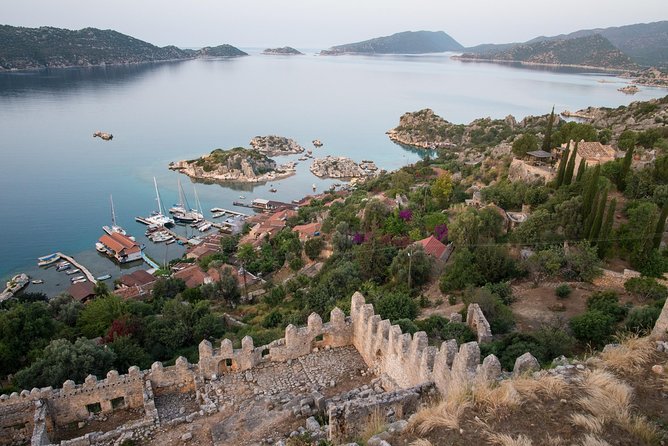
0;25;246;70
464;21;668;69
320;31;463;55
457;34;638;70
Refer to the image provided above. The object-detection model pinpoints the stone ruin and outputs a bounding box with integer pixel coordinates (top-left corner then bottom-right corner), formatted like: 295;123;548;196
0;292;502;445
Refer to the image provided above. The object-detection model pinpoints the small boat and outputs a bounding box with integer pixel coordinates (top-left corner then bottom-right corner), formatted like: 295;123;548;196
31;279;44;284
312;184;316;191
211;211;226;218
298;157;307;161
56;262;71;271
65;268;80;275
70;275;85;282
96;242;107;253
151;231;173;243
210;207;225;213
72;278;88;284
270;188;277;193
96;274;112;281
165;238;176;245
197;222;212;232
239;195;246;199
38;253;60;267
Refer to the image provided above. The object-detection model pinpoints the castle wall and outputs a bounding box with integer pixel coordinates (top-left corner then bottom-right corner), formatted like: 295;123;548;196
0;394;34;446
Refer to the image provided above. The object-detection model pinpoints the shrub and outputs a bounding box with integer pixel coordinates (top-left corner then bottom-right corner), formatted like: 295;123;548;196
624;276;668;301
441;322;476;345
624;303;663;334
463;288;515;334
304;237;325;260
569;310;616;346
586;291;628;322
484;281;514;305
555;284;572;299
395;318;419;334
375;291;418;322
262;310;283;328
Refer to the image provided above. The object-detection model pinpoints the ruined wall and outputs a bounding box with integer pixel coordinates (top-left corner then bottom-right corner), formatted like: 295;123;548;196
652;297;668;340
146;357;196;393
466;303;493;343
0;393;34;446
198;307;353;380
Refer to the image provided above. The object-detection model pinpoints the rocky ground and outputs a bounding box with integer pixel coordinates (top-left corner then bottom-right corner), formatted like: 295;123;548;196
310;156;378;179
250;136;305;156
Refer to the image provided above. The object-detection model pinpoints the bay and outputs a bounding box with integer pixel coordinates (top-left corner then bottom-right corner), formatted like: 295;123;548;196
0;49;665;294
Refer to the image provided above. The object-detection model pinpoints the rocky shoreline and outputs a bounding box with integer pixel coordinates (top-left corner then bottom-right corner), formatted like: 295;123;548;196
309;156;378;179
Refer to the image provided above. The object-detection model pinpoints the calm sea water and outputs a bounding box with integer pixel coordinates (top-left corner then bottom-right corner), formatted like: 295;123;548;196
0;49;665;293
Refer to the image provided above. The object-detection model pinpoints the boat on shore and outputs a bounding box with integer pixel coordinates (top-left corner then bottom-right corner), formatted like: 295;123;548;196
38;253;60;267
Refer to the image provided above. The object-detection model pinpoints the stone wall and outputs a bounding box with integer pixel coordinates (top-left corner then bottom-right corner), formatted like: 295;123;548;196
466;303;493;342
651;297;668;340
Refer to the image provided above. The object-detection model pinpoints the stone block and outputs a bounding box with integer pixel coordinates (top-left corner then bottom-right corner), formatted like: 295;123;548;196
513;352;540;376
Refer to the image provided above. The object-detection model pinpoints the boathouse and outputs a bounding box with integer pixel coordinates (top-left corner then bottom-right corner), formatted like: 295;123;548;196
98;233;142;263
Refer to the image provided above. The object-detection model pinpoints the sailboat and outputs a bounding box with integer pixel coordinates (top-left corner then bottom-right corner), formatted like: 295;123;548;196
103;195;127;236
171;180;203;224
142;177;175;227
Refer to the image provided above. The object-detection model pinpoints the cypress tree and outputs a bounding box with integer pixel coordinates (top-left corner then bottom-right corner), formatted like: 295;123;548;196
619;146;635;191
590;187;608;241
582;164;601;217
542;106;555;151
575;158;587;182
555;147;569;188
584;190;600;238
597;198;617;258
653;203;668;249
563;141;578;186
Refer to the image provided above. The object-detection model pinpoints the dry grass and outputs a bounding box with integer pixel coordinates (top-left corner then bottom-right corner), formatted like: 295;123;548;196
544;435;567;446
408;399;471;435
598;334;656;375
579;434;611;446
570;413;603;434
471;380;521;415
487;432;533;446
409;440;433;446
359;408;386;443
512;374;569;400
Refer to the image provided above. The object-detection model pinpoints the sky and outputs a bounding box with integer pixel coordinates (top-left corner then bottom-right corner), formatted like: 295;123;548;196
3;0;667;49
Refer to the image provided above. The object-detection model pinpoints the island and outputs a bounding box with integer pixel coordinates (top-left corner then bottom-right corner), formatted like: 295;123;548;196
169;147;295;183
0;25;247;70
320;30;463;55
454;34;637;71
309;156;378;178
249;135;305;156
262;47;303;55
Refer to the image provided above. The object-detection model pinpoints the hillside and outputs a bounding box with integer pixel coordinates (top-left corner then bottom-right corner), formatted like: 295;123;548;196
321;30;463;55
458;34;637;70
262;46;303;55
0;25;246;70
466;21;668;68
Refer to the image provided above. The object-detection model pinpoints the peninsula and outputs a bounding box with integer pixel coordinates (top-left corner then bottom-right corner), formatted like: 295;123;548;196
262;47;303;55
321;30;463;55
169;147;295;183
0;25;247;70
309;156;378;178
249;135;305;156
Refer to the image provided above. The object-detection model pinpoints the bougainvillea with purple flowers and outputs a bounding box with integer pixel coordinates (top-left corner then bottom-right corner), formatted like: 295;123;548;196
399;209;413;221
434;224;448;241
352;232;365;245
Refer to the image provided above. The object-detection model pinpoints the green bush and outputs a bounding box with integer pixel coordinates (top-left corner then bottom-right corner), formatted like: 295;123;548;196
395;318;419;334
375;291;418;322
262;310;283;328
555;284;572;299
441;322;476;345
463;288;515;334
624;302;664;334
586;291;628;322
569;310;616;346
624;277;668;301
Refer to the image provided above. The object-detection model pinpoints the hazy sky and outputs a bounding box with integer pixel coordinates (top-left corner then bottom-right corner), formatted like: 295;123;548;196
3;0;667;49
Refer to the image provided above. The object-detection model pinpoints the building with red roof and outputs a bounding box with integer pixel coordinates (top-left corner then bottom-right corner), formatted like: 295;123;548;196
417;235;450;261
98;232;142;263
68;281;96;302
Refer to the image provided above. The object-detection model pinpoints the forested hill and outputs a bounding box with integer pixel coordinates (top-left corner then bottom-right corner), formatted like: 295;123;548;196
466;21;668;68
321;30;464;55
0;25;246;70
458;34;637;70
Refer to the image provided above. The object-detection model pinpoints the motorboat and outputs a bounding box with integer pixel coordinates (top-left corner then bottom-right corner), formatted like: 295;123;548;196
96;274;112;281
56;261;71;271
37;253;60;267
72;278;88;284
65;268;80;275
31;279;44;284
70;275;85;282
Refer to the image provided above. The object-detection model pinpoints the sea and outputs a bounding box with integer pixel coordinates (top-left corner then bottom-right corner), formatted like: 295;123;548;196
0;49;665;296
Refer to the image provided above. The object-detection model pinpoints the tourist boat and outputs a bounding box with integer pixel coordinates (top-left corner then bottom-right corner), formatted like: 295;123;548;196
102;195;127;236
269;188;277;193
56;261;71;271
37;253;60;266
96;274;112;281
139;178;175;227
96;242;107;253
31;279;44;284
70;275;85;282
211;211;226;218
65;268;80;275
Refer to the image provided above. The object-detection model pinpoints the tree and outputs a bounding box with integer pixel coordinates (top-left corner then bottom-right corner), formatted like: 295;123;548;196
513;209;555;245
304;237;324;260
563;142;578;186
77;295;127;339
618;130;637;150
524;248;562;285
575;158;587;183
389;245;432;290
449;208;480;248
564;241;601;282
13;338;116;389
581;164;601;217
362;199;390;232
356;236;396;283
219;267;241;304
108;336;151;372
619;146;634;191
375;291;418;322
152;277;186;300
463;288;515;334
430;173;453;207
555;148;570;187
552;122;597;146
542;106;555;151
439;248;483;292
474;245;518;284
596;198;616;258
569;310;615;347
588;187;608;241
512;133;538;157
653;204;668;249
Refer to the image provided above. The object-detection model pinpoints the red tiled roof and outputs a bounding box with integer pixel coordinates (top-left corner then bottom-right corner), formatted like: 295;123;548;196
293;222;322;238
418;235;447;259
99;232;140;255
68;281;96;302
173;265;209;288
119;270;156;287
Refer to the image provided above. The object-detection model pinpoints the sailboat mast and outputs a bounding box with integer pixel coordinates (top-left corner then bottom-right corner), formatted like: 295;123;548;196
110;194;117;226
153;177;164;215
193;185;203;213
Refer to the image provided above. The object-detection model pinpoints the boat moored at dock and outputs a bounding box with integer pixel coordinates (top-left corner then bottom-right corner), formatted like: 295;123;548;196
96;274;112;281
37;253;60;267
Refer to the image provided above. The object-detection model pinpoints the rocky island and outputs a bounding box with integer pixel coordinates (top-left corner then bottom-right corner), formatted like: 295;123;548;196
169;147;295;183
249;135;305;156
321;30;463;55
262;47;303;55
310;156;378;178
197;44;248;57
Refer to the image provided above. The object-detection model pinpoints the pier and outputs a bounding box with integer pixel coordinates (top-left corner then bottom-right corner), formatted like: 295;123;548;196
56;252;96;284
210;207;248;217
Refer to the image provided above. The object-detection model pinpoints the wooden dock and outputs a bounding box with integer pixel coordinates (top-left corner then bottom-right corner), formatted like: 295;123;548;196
211;207;247;217
56;252;97;284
